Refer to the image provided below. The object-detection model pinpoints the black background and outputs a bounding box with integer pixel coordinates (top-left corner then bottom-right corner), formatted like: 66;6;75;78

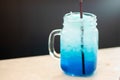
0;0;120;59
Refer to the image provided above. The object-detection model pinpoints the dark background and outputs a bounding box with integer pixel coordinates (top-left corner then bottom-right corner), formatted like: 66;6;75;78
0;0;120;59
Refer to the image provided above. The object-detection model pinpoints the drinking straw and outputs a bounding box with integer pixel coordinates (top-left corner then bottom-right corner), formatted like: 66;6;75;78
80;0;85;74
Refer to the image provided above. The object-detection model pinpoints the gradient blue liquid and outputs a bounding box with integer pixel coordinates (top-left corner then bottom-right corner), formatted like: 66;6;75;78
60;12;98;76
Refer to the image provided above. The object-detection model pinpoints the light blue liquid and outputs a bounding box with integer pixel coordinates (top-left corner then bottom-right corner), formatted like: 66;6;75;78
60;12;98;76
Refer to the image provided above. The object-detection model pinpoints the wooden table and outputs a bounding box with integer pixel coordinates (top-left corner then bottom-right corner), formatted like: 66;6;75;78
0;47;120;80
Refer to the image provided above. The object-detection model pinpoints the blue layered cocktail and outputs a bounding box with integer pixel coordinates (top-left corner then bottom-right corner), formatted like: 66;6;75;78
60;12;98;76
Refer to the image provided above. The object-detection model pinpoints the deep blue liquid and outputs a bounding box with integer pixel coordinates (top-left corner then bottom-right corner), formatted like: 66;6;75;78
60;46;97;76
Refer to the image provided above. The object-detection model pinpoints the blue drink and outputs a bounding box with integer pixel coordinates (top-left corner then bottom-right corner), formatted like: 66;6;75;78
48;12;98;77
60;12;98;76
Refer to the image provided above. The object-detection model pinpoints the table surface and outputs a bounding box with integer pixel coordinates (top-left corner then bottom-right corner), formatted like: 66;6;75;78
0;47;120;80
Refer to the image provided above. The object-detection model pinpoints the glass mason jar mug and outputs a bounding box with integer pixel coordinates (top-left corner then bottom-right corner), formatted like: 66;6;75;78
48;12;98;76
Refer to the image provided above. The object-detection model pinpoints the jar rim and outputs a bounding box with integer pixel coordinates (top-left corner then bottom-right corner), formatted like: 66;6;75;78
63;12;97;22
64;12;96;18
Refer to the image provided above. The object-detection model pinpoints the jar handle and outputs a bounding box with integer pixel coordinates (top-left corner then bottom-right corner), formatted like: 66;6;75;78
48;29;61;59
